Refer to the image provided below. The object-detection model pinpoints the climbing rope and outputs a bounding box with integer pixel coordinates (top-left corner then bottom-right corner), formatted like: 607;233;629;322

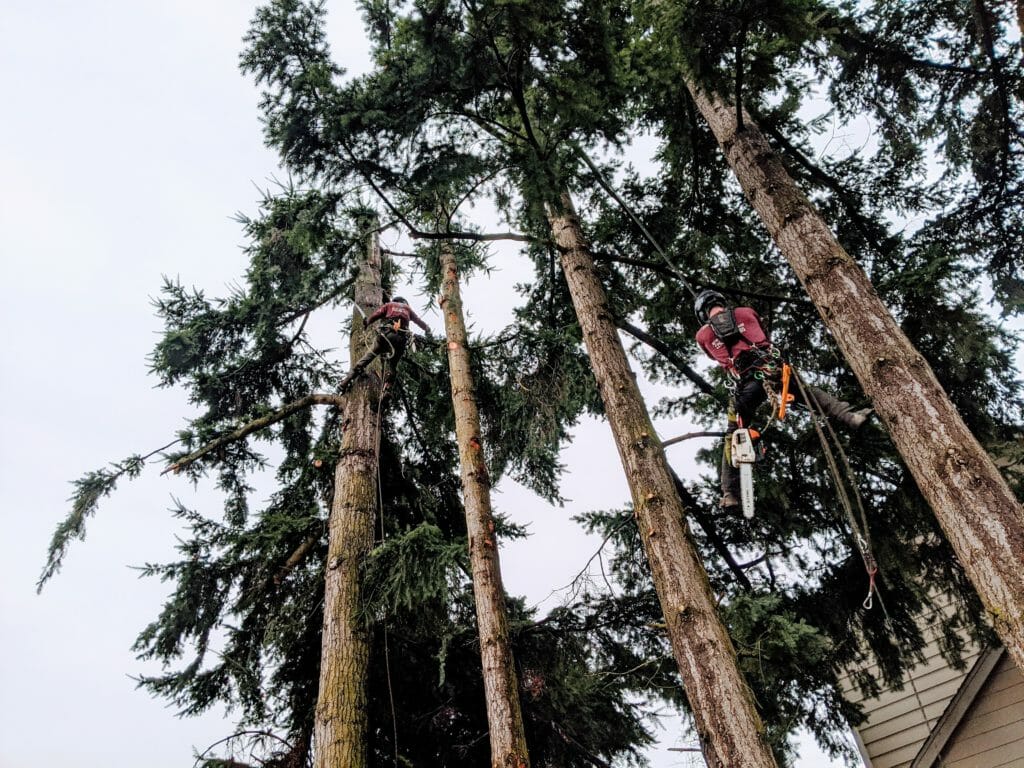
790;366;879;610
370;347;399;768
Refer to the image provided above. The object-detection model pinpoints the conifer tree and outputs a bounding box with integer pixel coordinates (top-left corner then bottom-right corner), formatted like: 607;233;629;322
629;0;1024;670
236;0;1024;758
236;0;783;763
40;182;658;766
438;237;531;768
315;219;384;768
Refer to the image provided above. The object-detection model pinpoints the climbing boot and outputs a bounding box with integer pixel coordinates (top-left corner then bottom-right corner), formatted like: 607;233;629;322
720;450;742;511
804;386;872;431
845;407;874;431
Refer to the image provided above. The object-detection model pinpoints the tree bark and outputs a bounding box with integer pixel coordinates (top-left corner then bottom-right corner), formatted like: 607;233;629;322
686;83;1024;670
547;192;777;768
314;225;385;768
440;242;531;768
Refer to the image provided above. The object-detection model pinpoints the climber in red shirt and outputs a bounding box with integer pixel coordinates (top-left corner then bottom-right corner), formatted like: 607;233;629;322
339;296;431;391
693;289;872;511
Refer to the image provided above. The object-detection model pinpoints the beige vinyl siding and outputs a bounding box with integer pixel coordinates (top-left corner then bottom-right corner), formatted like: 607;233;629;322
941;653;1024;768
839;598;981;768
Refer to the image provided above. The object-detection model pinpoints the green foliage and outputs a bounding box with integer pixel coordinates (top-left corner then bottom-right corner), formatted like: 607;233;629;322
46;0;1024;763
39;453;148;591
362;522;467;616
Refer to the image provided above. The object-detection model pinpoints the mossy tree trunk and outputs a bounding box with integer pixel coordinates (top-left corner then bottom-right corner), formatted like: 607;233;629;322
687;83;1024;670
546;193;777;768
440;242;531;768
314;224;384;768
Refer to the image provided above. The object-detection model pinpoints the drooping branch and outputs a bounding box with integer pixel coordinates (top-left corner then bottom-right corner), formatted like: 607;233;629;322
669;468;753;592
164;393;345;475
39;438;186;590
615;319;723;402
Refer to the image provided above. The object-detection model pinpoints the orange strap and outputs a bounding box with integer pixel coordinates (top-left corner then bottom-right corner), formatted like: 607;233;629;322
778;363;794;419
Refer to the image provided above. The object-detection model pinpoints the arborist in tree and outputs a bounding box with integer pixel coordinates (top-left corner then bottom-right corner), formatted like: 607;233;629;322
339;296;432;392
694;289;873;511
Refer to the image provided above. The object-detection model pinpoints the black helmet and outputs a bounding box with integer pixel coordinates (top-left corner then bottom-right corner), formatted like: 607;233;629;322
391;296;408;304
694;289;727;324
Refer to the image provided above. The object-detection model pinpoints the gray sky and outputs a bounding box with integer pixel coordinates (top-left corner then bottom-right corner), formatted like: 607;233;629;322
0;3;848;766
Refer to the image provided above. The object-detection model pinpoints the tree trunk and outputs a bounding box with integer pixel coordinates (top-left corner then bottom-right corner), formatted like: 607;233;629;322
547;193;777;768
314;225;384;768
686;83;1024;670
440;242;531;768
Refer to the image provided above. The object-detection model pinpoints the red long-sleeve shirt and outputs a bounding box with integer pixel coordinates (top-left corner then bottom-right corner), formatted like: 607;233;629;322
695;306;771;377
366;301;430;332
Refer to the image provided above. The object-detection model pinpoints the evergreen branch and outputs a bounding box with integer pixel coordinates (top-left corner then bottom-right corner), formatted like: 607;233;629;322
163;394;344;475
273;534;319;585
972;0;1019;187
240;530;322;606
591;250;676;280
469;330;521;350
38;439;182;591
381;249;424;259
337;139;536;244
409;228;535;243
193;730;295;768
615;319;723;402
670;468;754;592
831;29;990;76
445;164;511;223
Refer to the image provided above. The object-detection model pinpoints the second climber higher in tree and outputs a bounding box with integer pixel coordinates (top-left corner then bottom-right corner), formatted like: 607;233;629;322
693;289;873;512
339;296;432;392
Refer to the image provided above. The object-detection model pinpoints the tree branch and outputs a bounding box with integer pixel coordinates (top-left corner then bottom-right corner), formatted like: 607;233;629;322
670;468;753;591
662;431;729;447
409;228;536;243
616;319;724;403
164;393;345;475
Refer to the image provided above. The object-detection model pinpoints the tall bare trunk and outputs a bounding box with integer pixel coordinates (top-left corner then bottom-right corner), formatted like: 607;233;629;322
687;83;1024;670
314;225;384;768
440;243;531;768
547;193;777;768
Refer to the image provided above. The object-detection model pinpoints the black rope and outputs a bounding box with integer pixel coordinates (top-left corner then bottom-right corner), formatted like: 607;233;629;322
573;142;699;299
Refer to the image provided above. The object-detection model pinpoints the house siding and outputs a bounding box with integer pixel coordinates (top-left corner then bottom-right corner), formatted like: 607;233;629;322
941;653;1024;768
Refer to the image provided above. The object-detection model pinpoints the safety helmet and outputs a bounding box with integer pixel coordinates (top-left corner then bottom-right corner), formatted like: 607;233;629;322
390;296;408;304
693;289;728;325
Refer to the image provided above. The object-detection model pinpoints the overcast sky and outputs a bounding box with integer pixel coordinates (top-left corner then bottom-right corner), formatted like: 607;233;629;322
0;3;856;766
